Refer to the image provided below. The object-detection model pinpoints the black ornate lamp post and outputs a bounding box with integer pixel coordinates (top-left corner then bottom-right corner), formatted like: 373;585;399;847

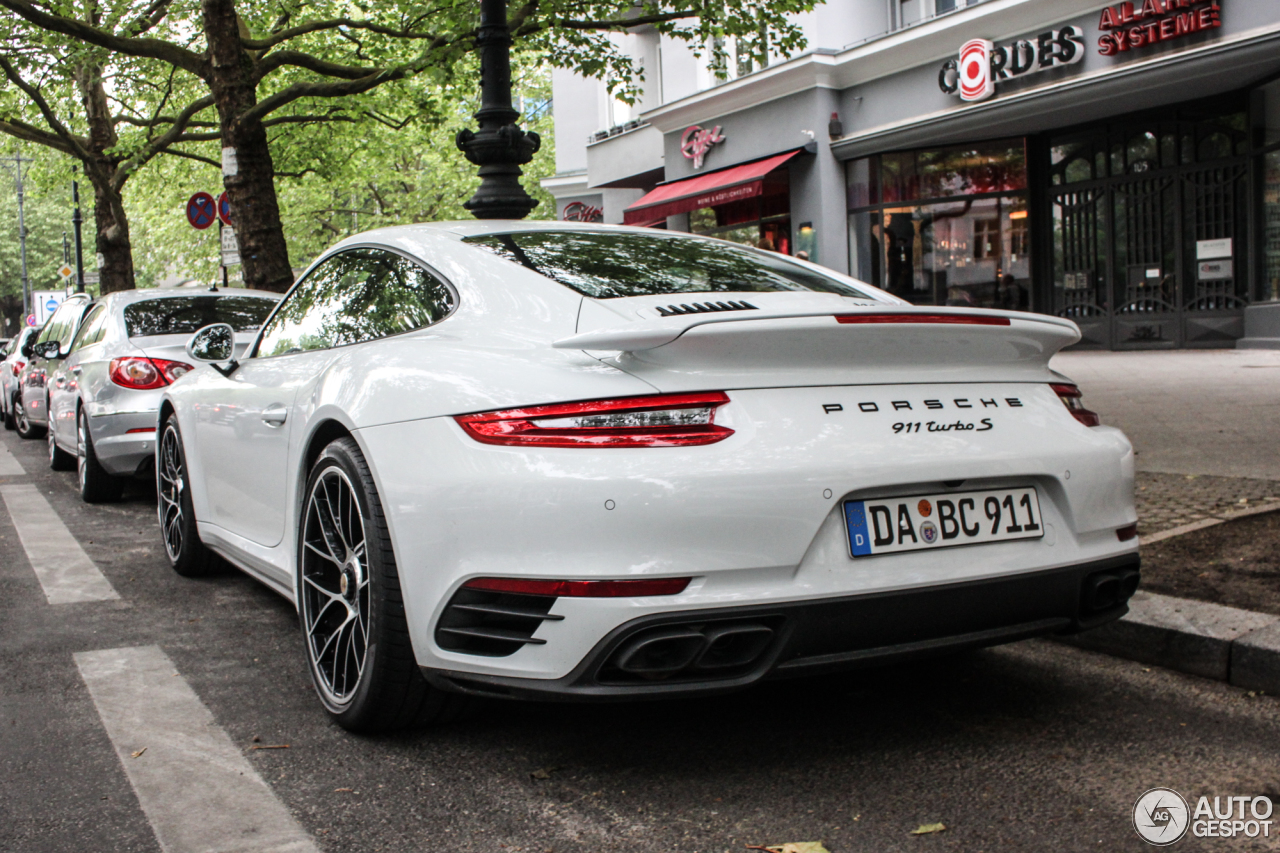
456;0;541;219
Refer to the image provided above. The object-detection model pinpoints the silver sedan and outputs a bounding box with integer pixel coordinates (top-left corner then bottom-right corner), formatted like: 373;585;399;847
44;288;280;501
1;326;40;431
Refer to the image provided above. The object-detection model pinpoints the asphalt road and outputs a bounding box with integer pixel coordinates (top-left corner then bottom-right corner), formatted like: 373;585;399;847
2;427;1277;853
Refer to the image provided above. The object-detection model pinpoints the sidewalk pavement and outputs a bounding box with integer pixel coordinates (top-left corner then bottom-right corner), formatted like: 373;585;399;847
1052;348;1280;481
1049;348;1280;693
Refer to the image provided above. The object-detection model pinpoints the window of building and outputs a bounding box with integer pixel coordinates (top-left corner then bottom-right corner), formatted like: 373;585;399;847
846;139;1030;309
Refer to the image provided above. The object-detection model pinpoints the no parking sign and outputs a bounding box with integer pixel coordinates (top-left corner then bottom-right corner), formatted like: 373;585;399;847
186;192;217;230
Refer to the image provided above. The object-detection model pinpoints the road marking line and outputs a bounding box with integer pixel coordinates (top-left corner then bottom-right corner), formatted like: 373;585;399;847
0;483;119;604
75;645;320;853
0;440;24;475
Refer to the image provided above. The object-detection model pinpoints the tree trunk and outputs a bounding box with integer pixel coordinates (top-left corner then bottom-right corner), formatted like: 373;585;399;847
202;0;294;292
75;62;135;294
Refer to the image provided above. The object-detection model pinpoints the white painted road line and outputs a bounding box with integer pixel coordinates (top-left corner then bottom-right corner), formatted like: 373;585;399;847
0;483;119;604
75;646;320;853
0;440;23;475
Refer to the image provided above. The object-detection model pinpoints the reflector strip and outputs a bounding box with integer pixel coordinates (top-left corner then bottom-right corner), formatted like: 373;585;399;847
126;427;157;434
463;577;692;597
834;313;1011;326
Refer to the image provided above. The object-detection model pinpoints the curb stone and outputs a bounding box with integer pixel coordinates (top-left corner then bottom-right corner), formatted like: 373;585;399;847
1060;591;1280;691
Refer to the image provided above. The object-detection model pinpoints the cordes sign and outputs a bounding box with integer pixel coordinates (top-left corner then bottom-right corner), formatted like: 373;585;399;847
939;26;1085;102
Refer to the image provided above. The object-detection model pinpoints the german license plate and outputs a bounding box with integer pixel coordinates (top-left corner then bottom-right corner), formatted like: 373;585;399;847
843;487;1043;557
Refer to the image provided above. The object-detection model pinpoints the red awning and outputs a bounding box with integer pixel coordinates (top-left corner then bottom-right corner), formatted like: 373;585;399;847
623;150;802;225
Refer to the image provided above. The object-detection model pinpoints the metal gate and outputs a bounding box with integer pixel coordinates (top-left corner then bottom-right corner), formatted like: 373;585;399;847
1048;114;1250;349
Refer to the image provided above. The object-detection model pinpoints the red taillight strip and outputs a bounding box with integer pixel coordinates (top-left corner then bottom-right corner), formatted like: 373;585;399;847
126;427;157;434
1116;524;1138;542
1050;383;1102;427
834;313;1011;326
454;391;734;448
463;577;692;597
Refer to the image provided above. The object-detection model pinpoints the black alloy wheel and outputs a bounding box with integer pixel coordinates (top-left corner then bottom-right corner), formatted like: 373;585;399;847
48;412;76;471
77;409;124;503
158;414;217;577
298;437;464;732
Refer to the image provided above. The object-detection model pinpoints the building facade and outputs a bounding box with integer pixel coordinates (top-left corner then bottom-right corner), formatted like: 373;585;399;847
543;0;1280;349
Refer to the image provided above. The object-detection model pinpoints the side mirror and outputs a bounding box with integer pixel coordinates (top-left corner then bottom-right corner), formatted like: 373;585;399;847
33;340;62;360
186;323;235;363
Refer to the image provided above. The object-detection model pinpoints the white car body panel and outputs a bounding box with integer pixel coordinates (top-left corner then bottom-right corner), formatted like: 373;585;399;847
159;221;1139;700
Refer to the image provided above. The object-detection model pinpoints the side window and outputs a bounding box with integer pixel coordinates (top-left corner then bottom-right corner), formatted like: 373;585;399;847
58;302;88;348
69;305;107;352
256;248;455;358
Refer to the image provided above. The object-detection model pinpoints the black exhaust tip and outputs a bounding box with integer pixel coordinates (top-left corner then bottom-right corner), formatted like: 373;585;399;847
612;629;706;676
695;624;775;670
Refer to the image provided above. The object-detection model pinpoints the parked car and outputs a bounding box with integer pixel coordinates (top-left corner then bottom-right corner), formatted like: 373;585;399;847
15;294;92;440
2;326;41;431
158;222;1139;733
42;289;281;501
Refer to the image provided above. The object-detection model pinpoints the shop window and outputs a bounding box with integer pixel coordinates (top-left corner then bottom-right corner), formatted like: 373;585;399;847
973;218;1000;259
847;139;1030;309
688;176;792;255
1198;132;1233;161
1127;132;1158;173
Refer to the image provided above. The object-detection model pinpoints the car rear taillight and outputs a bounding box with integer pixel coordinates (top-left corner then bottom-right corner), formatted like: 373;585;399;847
1116;523;1138;542
1050;383;1101;427
109;357;195;390
454;392;734;447
463;577;692;597
10;361;25;376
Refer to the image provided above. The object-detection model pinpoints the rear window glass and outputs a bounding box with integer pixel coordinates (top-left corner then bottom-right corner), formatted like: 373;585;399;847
124;296;277;338
464;231;881;300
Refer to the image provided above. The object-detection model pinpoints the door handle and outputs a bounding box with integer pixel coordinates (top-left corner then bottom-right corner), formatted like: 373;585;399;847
262;404;288;427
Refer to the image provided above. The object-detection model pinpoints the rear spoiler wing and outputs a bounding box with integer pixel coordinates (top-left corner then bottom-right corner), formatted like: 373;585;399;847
553;308;1081;353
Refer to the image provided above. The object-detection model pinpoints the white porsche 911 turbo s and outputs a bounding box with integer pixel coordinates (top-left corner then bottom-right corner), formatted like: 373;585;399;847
159;221;1139;732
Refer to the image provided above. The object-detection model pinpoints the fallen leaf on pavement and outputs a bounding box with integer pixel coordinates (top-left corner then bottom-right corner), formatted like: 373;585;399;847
529;766;559;780
910;823;947;835
130;748;147;759
333;788;353;793
746;843;831;853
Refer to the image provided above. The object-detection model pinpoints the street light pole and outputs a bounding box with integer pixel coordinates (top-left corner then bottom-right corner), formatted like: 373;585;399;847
71;170;85;294
1;151;34;318
455;0;541;219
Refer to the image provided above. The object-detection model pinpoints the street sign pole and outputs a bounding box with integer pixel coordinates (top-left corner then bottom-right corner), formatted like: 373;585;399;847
71;171;85;294
1;151;35;317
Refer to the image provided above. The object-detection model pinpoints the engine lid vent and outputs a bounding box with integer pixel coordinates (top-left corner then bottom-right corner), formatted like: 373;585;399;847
655;301;758;317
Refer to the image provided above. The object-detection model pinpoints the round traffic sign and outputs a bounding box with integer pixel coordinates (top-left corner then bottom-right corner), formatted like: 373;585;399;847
217;191;233;226
186;192;217;230
26;314;36;327
45;298;59;313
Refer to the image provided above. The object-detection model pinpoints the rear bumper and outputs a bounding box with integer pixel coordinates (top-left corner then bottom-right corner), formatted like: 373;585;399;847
89;411;159;476
423;554;1139;701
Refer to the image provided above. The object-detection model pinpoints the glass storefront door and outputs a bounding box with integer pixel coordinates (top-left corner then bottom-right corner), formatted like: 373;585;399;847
846;139;1032;309
1048;107;1251;348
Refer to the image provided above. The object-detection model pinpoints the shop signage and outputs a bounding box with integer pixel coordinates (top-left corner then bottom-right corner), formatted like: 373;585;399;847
939;27;1085;102
1097;0;1221;56
562;201;603;223
1198;259;1232;280
681;125;726;169
1196;237;1232;259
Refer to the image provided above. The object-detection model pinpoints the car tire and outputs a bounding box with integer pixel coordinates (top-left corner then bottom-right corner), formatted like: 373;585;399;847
2;398;14;431
48;415;76;471
158;414;218;577
78;409;124;503
298;437;465;733
14;397;42;439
